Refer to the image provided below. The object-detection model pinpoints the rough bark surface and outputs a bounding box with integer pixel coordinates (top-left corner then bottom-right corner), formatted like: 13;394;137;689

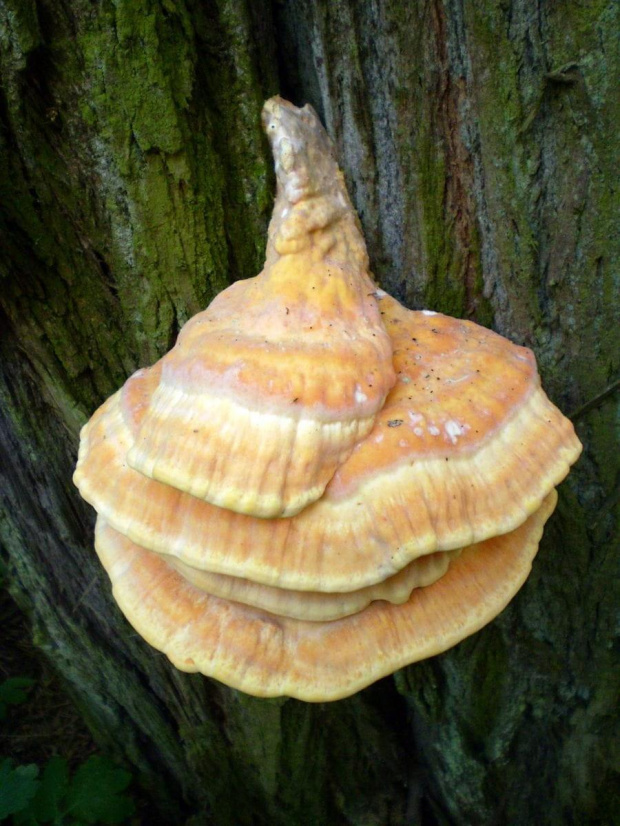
0;1;617;824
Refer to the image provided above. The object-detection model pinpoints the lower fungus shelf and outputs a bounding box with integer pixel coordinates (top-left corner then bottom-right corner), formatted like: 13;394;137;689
96;517;460;622
93;492;556;702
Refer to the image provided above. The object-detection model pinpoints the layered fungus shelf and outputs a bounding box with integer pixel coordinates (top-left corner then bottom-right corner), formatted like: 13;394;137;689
74;98;581;702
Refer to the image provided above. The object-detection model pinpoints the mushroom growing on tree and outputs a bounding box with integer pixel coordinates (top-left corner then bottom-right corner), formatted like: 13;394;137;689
125;98;395;519
74;97;582;702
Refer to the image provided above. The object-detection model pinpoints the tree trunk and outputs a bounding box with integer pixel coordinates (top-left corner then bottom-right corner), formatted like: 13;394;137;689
0;1;617;824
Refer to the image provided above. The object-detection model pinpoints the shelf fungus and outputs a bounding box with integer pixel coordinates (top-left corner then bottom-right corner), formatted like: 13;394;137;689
74;97;582;702
125;98;395;519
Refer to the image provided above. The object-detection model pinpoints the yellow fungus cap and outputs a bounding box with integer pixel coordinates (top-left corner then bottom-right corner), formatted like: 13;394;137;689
125;98;395;518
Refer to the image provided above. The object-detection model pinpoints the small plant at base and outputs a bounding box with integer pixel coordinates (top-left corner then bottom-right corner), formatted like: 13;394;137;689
0;676;135;825
0;754;135;825
0;679;35;721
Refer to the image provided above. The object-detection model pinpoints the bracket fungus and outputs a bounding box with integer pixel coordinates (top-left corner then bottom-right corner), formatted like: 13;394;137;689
126;98;395;519
74;97;582;702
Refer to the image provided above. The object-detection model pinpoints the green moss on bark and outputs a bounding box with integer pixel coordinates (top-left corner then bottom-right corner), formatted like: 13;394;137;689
0;0;276;422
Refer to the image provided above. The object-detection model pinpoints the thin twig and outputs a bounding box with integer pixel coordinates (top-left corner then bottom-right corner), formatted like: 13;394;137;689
569;378;620;421
592;482;620;529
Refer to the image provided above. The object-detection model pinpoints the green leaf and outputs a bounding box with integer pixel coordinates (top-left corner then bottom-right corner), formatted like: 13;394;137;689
0;677;36;718
0;758;40;819
27;755;69;823
65;756;135;824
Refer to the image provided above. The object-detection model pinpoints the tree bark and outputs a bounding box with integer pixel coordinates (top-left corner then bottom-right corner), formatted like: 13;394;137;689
0;1;617;824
